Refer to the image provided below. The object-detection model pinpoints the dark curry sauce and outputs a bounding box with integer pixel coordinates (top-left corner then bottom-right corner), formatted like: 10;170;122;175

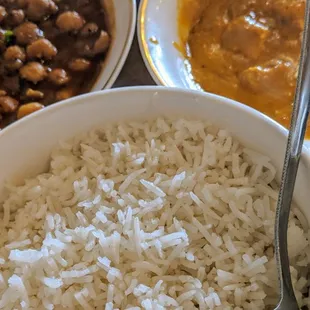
0;0;112;126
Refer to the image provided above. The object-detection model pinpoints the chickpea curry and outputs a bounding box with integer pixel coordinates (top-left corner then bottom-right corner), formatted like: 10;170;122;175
178;0;306;134
0;0;112;126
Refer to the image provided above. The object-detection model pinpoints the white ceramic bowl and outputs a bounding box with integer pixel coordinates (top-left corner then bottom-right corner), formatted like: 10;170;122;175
91;0;136;90
0;87;310;223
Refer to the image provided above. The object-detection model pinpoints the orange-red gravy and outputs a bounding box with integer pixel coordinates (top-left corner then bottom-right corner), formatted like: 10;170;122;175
178;0;306;135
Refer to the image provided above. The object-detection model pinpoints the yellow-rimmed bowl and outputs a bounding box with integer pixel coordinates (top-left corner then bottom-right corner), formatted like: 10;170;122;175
137;0;310;148
138;0;195;88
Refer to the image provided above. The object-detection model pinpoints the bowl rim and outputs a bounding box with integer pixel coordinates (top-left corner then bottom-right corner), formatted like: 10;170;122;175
1;86;310;203
138;0;166;86
0;86;290;141
92;0;137;91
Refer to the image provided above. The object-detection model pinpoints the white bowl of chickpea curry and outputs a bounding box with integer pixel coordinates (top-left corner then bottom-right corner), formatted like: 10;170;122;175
0;0;136;125
138;0;309;138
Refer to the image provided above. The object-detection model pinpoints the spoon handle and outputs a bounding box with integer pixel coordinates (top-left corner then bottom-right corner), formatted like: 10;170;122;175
275;1;310;309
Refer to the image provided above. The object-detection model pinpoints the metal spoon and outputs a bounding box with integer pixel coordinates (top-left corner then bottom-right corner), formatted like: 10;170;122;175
274;1;310;309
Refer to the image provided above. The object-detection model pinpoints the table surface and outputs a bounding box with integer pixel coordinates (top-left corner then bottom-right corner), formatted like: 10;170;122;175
113;0;156;88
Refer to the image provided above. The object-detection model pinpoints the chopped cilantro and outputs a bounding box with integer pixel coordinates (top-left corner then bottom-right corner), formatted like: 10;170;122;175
4;30;14;45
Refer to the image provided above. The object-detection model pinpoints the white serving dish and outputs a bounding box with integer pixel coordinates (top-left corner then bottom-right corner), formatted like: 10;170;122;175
0;87;310;224
91;0;136;90
138;0;193;88
137;0;310;147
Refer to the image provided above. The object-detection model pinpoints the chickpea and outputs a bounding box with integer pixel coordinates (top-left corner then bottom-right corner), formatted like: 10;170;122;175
25;88;44;99
48;68;70;85
0;6;7;24
4;46;26;71
56;87;74;101
4;46;26;62
78;31;110;57
27;39;57;60
20;62;47;83
27;0;58;21
93;31;110;55
68;58;91;71
14;22;43;45
17;102;44;119
0;96;19;113
8;9;25;26
17;0;27;8
81;30;110;57
80;22;98;37
56;11;85;32
5;59;24;71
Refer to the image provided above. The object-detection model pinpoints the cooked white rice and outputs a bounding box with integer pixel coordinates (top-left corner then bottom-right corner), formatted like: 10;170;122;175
0;117;309;309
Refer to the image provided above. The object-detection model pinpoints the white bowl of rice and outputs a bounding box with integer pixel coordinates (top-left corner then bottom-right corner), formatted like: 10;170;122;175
0;87;310;309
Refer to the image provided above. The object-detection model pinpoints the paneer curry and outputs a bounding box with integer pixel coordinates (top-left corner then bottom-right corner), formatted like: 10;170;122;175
178;0;305;134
